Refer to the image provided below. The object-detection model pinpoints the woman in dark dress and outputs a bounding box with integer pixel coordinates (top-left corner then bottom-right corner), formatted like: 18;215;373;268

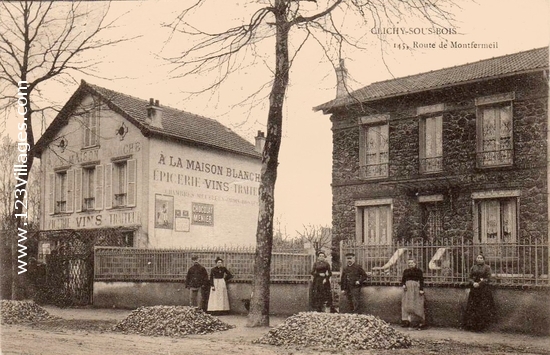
463;254;496;332
207;257;233;312
310;251;333;312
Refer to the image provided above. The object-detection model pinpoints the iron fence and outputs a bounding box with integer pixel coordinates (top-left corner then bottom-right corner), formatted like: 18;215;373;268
341;236;549;287
94;246;314;283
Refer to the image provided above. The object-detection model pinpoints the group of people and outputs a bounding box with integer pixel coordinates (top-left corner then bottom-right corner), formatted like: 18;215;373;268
309;251;496;332
187;251;497;332
185;256;233;312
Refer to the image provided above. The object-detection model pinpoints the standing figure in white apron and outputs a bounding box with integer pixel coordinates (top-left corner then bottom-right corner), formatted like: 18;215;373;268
401;259;426;329
207;257;233;312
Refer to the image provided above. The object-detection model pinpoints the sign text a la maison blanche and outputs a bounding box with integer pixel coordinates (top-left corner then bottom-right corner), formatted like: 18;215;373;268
154;153;260;196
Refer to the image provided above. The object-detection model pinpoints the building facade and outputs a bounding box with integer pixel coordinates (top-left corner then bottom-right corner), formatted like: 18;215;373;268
315;47;549;277
34;81;263;250
313;48;550;334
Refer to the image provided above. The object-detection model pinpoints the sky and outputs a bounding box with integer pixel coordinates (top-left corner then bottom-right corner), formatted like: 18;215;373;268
5;0;550;236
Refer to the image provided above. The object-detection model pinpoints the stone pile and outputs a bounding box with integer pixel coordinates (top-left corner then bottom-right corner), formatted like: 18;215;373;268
255;312;412;350
113;306;234;337
0;300;57;324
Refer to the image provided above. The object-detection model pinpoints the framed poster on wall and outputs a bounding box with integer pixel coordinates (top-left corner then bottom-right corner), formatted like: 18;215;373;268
155;194;174;229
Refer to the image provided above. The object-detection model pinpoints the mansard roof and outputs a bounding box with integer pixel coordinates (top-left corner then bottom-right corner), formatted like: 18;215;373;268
314;46;549;113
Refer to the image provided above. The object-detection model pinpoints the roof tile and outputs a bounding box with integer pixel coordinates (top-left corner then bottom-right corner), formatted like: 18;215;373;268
315;47;548;112
86;83;260;158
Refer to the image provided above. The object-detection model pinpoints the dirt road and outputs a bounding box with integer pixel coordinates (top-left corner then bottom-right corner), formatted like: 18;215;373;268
1;306;548;355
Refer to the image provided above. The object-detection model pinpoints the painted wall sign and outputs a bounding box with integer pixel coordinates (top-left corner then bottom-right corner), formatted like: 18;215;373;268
47;210;141;229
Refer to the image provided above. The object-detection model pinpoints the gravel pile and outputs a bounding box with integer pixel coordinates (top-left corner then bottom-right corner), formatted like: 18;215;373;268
0;300;58;324
255;312;412;350
113;306;235;337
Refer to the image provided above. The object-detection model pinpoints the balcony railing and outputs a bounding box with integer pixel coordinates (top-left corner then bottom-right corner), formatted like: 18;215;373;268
113;193;127;207
476;148;513;167
83;197;95;211
55;200;67;213
419;156;443;173
341;236;549;287
359;163;389;179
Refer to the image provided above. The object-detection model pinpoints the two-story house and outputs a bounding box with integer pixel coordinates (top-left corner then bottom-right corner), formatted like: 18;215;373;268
314;47;549;333
34;80;263;253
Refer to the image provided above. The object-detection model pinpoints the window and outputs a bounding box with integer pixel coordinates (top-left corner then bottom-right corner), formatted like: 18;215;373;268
105;159;136;208
48;170;74;214
83;168;95;210
357;204;392;244
421;203;443;242
56;171;67;213
476;93;514;167
114;162;127;207
83;102;100;147
359;124;389;178
474;194;518;262
419;116;443;173
76;165;103;211
475;198;517;245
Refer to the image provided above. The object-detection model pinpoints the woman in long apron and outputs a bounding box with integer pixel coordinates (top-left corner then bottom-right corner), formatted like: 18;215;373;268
401;259;426;329
207;257;233;312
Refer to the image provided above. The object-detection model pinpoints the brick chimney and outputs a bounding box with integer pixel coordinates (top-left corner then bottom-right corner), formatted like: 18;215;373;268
145;98;163;128
255;130;265;153
335;59;348;99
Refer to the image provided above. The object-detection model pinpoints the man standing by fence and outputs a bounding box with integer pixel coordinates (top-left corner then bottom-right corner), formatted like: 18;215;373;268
341;252;369;313
186;255;210;311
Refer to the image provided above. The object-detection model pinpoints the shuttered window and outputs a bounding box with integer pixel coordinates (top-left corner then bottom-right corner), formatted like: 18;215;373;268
107;159;136;208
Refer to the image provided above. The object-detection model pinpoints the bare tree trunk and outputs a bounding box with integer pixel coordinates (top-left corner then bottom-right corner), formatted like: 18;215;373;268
247;1;290;327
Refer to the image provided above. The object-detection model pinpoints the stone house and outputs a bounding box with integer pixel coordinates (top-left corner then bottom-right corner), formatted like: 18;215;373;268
314;48;549;333
34;80;263;252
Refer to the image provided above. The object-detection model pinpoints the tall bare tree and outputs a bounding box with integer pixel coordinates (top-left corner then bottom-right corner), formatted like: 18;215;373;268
167;0;456;326
297;224;332;256
0;0;131;299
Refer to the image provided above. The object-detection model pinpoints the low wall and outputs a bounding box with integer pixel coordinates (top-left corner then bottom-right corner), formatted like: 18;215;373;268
93;281;310;316
93;281;549;335
339;286;550;335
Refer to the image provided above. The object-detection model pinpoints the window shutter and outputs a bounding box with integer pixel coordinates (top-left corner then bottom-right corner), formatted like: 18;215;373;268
127;159;137;207
48;173;55;215
359;126;366;168
83;112;89;147
91;106;99;146
54;173;61;212
95;165;104;210
66;170;74;213
419;119;426;161
75;168;82;212
105;163;112;209
435;116;443;156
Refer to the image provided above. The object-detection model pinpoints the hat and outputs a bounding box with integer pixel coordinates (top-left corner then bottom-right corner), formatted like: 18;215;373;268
215;257;223;263
345;253;355;257
191;255;199;261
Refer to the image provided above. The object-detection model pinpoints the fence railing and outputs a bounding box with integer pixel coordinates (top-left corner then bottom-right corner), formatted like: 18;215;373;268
341;236;549;287
94;246;314;283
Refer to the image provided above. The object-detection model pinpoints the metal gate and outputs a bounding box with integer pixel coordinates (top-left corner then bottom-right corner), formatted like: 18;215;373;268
37;228;133;306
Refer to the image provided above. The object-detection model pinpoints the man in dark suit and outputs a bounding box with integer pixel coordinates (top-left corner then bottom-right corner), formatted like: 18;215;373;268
185;255;210;311
340;252;369;313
